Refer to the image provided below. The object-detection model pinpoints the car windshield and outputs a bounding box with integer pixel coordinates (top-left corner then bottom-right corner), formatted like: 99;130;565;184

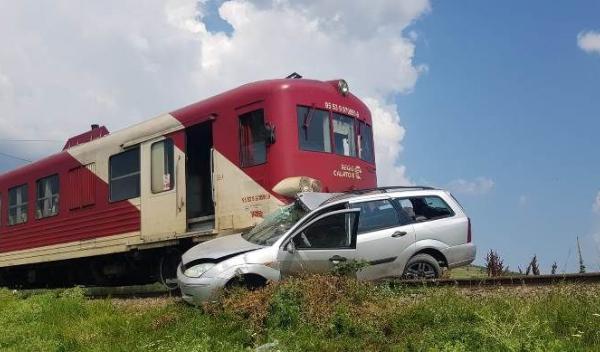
242;202;307;246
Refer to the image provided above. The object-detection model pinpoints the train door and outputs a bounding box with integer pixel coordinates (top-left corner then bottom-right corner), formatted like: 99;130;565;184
185;122;215;232
211;104;283;233
140;134;187;241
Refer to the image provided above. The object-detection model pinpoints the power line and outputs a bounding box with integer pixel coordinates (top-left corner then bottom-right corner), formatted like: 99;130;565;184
0;139;62;143
0;139;62;164
0;151;32;163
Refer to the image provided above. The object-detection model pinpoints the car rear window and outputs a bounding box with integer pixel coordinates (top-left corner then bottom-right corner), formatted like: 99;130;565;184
395;196;454;222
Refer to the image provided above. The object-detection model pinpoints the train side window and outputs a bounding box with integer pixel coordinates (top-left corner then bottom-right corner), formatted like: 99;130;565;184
109;147;140;202
332;113;357;157
8;184;28;225
239;109;266;167
36;174;59;219
151;138;174;193
357;121;374;163
297;106;332;153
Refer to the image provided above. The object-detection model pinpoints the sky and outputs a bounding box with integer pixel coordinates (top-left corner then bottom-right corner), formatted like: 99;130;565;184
0;0;598;272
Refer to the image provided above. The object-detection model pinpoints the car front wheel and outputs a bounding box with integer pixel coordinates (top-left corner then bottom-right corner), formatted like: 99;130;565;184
402;254;441;280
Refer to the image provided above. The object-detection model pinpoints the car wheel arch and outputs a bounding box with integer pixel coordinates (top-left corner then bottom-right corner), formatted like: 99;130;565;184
413;248;448;268
225;273;269;289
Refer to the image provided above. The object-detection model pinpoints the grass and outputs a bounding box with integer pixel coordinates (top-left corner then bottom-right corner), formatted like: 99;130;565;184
448;264;487;279
2;277;600;351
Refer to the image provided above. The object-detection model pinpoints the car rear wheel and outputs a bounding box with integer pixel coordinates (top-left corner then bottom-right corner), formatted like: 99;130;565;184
402;254;441;280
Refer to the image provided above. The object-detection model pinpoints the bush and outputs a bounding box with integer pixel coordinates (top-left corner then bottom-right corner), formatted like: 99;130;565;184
330;259;370;277
485;249;507;277
267;285;302;329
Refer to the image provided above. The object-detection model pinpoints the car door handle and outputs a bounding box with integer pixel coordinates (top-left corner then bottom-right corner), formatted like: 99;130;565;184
391;231;407;238
329;255;347;264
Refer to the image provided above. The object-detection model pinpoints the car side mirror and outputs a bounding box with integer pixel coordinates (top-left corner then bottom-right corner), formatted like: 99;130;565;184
285;240;296;254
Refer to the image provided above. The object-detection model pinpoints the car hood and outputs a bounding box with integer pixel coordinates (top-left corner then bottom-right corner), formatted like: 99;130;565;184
181;233;265;265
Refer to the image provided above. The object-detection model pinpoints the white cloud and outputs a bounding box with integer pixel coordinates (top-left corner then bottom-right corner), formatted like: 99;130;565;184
577;30;600;55
447;177;495;196
0;0;429;181
518;194;529;207
365;98;411;186
593;191;600;214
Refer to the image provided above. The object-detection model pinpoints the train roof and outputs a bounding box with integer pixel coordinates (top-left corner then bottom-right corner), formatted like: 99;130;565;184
0;78;370;183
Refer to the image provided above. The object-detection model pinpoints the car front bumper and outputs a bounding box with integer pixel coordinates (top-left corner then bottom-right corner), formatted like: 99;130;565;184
177;266;226;305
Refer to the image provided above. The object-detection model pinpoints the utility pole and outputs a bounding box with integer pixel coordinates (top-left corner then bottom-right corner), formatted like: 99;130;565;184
577;236;586;274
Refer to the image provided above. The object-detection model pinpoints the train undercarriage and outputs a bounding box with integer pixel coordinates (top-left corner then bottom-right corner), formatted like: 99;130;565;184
0;241;194;289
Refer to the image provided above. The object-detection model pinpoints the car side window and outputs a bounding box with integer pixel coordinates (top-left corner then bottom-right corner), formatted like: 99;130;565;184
355;199;409;235
293;212;356;249
398;196;454;222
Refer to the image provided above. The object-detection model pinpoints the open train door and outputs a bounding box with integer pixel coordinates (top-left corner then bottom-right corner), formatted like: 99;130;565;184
140;133;187;242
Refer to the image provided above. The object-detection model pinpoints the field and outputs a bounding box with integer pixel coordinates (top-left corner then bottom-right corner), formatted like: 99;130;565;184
2;274;600;352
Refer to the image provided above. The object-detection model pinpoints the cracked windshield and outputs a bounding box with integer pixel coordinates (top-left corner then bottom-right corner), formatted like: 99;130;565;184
242;202;307;246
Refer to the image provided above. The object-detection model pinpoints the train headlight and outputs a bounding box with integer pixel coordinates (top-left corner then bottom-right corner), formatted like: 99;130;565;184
183;263;215;278
338;79;349;96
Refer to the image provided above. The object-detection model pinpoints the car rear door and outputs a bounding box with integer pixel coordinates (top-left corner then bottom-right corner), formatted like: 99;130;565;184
350;197;416;280
405;195;467;247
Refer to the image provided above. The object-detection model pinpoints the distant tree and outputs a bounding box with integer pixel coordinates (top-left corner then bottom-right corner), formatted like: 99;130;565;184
485;250;506;277
577;236;586;274
518;266;523;275
551;261;558;275
526;255;540;276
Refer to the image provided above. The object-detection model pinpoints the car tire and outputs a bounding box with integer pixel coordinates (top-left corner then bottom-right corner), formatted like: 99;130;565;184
402;254;441;280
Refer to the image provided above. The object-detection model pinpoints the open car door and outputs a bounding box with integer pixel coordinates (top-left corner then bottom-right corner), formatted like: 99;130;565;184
277;208;360;277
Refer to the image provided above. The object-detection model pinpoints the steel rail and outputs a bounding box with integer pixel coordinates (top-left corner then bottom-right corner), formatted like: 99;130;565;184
13;284;178;300
83;286;179;299
389;272;600;287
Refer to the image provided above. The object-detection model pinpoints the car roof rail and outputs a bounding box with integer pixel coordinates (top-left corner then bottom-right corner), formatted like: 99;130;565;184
349;186;436;194
322;186;437;205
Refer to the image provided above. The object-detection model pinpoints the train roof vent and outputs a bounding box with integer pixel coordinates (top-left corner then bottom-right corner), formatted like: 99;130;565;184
63;124;110;150
285;72;303;79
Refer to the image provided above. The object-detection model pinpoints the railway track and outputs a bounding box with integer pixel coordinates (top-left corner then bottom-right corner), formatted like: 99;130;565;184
82;285;179;299
14;273;600;299
14;283;177;299
392;272;600;287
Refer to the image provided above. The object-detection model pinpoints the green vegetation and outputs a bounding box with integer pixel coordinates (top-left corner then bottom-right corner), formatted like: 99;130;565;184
2;277;600;351
448;264;487;279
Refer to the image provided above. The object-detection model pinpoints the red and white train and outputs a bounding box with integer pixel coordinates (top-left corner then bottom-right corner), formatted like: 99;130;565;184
0;77;377;286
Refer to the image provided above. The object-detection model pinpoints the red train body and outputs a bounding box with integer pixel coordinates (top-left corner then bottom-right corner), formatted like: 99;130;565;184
0;77;376;286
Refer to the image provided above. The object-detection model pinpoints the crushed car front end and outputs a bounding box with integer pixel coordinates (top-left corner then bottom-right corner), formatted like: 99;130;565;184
177;243;281;304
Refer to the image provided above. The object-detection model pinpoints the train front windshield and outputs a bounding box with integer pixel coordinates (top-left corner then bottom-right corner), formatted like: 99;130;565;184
296;106;374;163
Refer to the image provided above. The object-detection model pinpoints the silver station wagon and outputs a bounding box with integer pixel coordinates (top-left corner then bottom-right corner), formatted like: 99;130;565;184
178;187;476;304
